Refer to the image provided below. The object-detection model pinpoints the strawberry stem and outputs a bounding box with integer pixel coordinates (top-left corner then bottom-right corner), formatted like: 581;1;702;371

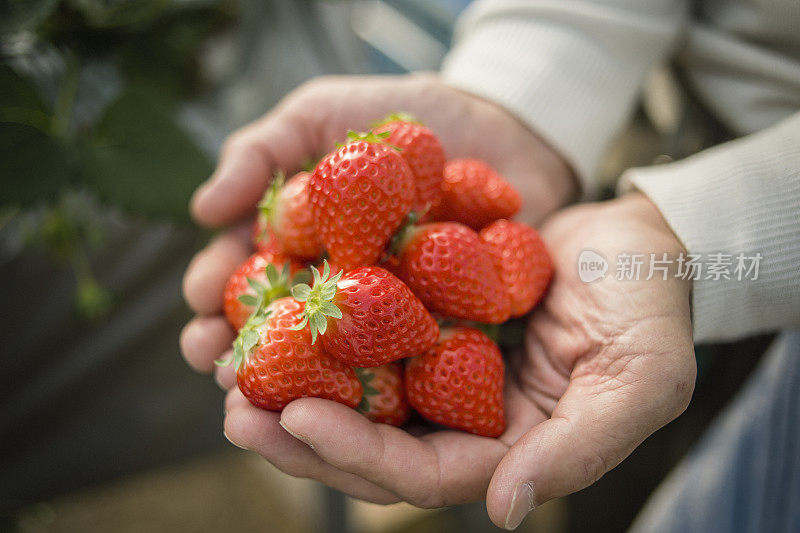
290;260;344;344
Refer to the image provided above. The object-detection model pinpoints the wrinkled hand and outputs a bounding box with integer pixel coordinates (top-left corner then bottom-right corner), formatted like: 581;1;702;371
184;185;696;529
181;73;576;384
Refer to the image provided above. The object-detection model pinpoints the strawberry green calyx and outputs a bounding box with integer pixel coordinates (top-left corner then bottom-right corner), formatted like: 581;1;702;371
218;306;272;370
290;260;344;344
217;262;305;369
236;262;298;310
354;368;381;413
371;111;423;128
336;130;399;151
256;170;286;226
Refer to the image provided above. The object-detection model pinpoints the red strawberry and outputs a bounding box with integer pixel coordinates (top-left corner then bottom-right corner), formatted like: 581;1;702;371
428;158;521;230
405;327;505;437
292;262;439;367
223;250;306;331
480;219;553;317
355;364;410;426
393;222;511;324
309;131;415;271
220;297;363;411
252;217;280;254
374;113;445;212
255;171;323;260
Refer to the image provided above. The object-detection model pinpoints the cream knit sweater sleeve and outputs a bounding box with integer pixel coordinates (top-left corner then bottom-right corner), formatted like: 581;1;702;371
441;0;688;192
440;0;800;343
621;113;800;342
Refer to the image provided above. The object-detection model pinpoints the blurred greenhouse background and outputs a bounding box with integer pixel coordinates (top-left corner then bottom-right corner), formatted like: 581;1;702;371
0;1;772;532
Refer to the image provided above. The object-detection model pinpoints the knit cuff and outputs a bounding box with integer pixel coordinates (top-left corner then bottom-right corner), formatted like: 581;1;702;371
441;1;683;196
620;113;800;342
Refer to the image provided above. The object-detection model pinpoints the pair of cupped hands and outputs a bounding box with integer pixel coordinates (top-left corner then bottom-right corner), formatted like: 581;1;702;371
180;74;696;530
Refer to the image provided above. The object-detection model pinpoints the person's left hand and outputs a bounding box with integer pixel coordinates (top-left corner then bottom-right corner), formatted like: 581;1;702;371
220;193;697;529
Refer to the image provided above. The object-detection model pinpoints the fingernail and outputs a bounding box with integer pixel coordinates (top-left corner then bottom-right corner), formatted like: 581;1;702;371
505;482;535;530
223;430;247;450
279;420;315;450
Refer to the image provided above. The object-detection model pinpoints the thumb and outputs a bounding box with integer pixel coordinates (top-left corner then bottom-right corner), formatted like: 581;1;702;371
487;355;695;530
190;92;319;227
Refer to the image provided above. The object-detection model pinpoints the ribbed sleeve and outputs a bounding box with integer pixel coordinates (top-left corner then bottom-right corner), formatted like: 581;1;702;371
441;0;687;195
621;112;800;343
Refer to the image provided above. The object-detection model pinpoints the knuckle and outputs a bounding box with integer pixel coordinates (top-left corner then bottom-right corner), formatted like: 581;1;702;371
291;76;334;106
220;129;250;158
410;489;445;509
411;72;440;91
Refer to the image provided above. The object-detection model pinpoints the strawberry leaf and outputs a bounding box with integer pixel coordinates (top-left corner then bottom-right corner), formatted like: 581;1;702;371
241;329;259;352
318;301;342;319
290;315;309;331
311;312;327;336
246;276;264;293
292;283;312;302
237;294;259;306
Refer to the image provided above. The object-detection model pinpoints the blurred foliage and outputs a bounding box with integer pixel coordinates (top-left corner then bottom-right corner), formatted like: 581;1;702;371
0;0;61;35
1;0;236;318
1;0;236;218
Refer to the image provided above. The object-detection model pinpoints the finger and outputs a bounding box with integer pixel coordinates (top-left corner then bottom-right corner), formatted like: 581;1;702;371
280;398;508;508
190;73;443;227
214;350;237;390
182;225;251;314
499;377;550;445
486;349;696;530
223;396;400;504
191;92;322;227
179;316;235;373
224;387;250;413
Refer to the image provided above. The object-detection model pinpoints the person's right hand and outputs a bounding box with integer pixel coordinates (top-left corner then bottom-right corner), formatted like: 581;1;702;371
181;73;577;386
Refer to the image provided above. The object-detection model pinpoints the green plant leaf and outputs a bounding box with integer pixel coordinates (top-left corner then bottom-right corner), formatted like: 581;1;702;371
0;122;73;205
80;87;212;220
0;0;60;34
0;66;73;205
0;65;50;118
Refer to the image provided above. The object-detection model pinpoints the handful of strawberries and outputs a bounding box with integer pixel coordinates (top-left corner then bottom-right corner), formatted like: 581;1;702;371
218;114;553;438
